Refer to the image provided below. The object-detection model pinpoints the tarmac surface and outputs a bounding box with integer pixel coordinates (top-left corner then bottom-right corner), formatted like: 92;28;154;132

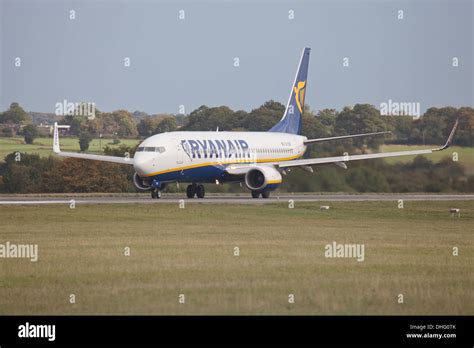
1;194;473;205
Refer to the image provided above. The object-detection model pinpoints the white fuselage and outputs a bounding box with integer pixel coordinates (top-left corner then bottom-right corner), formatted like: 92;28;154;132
133;131;307;184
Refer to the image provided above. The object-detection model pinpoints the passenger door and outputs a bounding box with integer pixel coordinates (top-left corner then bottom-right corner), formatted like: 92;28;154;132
174;139;183;164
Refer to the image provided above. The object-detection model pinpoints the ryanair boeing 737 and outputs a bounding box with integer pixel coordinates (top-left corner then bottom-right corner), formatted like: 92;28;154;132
53;48;459;199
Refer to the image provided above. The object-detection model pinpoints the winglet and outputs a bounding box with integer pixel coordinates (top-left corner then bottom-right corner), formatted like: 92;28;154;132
434;118;459;151
53;122;71;154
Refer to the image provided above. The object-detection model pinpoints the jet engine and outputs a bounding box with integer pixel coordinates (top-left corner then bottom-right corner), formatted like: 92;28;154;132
244;165;282;191
133;172;153;191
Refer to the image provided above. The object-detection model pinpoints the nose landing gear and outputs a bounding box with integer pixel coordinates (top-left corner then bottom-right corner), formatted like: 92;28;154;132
150;179;165;199
151;188;161;199
186;184;205;198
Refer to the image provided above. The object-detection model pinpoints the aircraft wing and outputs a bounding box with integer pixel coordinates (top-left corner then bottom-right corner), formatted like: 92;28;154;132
55;151;133;164
278;118;459;169
304;131;391;145
53;123;134;165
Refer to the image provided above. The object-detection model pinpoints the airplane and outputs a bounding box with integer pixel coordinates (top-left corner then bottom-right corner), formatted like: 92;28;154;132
52;47;459;199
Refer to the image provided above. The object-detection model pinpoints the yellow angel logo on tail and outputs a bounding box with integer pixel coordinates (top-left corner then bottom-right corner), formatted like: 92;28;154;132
293;81;306;113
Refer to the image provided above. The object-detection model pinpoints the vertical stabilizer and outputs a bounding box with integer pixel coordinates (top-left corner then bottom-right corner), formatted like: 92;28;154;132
269;47;310;135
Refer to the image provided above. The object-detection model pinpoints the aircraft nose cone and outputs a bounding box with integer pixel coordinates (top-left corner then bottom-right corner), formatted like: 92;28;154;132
133;155;151;176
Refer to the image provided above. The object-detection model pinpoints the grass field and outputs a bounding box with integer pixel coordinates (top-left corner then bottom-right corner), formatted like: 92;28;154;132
380;145;474;174
0;136;140;161
0;201;473;315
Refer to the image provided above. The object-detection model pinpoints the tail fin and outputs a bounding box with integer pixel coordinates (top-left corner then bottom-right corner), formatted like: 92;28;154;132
269;47;311;135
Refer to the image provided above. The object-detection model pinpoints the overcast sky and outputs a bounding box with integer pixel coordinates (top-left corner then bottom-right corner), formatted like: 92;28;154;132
1;0;473;115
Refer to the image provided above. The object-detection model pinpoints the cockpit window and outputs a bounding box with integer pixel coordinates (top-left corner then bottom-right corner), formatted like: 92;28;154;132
136;146;166;153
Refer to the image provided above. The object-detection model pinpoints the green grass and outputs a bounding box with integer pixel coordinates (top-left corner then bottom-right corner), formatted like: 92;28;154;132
0;136;140;161
381;145;474;174
0;201;472;315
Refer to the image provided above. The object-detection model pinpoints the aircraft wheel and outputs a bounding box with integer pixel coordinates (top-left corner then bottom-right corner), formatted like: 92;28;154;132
251;190;260;199
261;190;270;199
186;184;196;198
151;189;161;199
196;184;205;198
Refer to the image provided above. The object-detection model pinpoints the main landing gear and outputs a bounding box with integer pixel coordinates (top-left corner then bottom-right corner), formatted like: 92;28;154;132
251;190;270;199
186;184;205;198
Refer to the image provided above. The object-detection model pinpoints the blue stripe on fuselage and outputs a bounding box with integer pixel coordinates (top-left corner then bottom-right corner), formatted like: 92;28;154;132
152;164;228;183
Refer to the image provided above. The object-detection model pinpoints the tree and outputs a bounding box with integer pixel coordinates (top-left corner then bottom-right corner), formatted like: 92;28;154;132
1;127;14;137
79;131;93;151
132;110;149;121
335;104;388;149
2;102;31;124
454;107;474;146
243;100;284;131
301;107;331;140
62;107;102;136
42;158;132;193
155;117;177;133
103;144;138;157
419;108;449;145
182;105;236;131
137;116;165;137
383;115;414;144
1;153;59;193
23;125;38;144
99;110;138;137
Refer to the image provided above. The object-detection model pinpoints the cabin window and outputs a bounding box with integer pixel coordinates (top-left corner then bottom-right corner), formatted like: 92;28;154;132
137;146;166;153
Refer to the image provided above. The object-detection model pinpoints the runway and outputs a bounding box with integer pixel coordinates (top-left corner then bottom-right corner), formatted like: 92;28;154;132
1;194;474;205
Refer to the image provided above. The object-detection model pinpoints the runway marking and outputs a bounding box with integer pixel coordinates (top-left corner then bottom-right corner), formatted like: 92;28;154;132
0;195;474;205
0;200;72;205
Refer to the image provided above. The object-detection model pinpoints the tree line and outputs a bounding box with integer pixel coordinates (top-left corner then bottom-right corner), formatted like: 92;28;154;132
0;101;473;194
1;101;473;150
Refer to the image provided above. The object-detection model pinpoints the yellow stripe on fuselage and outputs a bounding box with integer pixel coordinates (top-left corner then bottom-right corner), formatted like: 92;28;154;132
143;152;304;177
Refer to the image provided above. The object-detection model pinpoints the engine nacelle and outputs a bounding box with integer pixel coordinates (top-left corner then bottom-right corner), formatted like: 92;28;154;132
244;166;282;191
133;172;153;191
